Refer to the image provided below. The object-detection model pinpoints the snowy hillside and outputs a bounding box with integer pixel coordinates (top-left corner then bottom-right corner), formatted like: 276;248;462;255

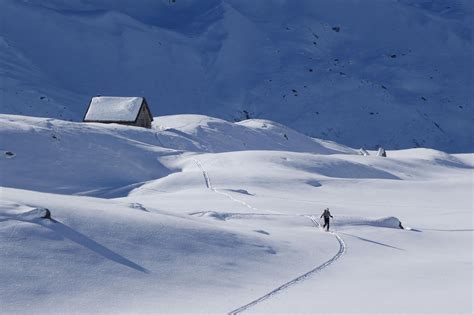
1;114;472;313
1;0;473;152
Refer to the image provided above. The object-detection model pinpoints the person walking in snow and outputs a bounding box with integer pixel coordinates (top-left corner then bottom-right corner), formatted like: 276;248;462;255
320;208;333;231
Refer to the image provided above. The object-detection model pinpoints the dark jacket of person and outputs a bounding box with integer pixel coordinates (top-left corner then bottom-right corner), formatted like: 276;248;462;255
320;209;333;219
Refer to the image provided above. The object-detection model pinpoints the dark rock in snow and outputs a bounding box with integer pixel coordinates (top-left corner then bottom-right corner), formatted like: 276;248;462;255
41;208;52;219
129;203;149;212
377;147;387;157
433;122;445;133
332;26;340;32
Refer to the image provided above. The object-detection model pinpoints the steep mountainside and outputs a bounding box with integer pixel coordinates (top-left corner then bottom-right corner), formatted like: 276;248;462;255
0;0;473;151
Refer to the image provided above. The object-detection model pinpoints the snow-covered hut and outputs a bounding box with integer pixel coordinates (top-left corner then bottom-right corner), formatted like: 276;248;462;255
83;96;153;128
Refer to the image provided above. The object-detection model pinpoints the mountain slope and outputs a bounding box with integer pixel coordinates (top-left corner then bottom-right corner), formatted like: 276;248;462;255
0;0;473;152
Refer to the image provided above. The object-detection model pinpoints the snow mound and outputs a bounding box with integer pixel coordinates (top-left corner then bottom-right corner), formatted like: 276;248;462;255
154;115;355;154
0;115;173;196
0;203;51;221
333;216;403;229
0;203;50;221
16;207;51;220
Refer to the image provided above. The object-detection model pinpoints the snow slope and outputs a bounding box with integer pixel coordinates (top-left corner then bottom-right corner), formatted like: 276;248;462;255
1;114;472;313
0;0;473;152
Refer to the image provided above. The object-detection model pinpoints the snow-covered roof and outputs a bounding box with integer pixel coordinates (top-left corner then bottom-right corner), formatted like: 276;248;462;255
84;97;145;122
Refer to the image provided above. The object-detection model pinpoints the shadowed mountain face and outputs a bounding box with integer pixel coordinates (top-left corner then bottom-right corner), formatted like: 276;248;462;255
1;0;473;152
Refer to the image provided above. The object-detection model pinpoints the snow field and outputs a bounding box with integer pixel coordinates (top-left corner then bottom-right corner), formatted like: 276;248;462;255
0;114;472;313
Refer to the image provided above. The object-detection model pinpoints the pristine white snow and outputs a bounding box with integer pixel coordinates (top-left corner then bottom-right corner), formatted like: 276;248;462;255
84;96;144;122
0;114;472;313
0;0;473;152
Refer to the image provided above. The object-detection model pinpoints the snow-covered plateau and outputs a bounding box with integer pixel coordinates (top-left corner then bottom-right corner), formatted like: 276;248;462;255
0;114;472;313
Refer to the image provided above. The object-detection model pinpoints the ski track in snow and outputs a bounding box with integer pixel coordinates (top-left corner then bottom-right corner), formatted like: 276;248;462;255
189;157;346;314
191;158;277;214
228;216;346;314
